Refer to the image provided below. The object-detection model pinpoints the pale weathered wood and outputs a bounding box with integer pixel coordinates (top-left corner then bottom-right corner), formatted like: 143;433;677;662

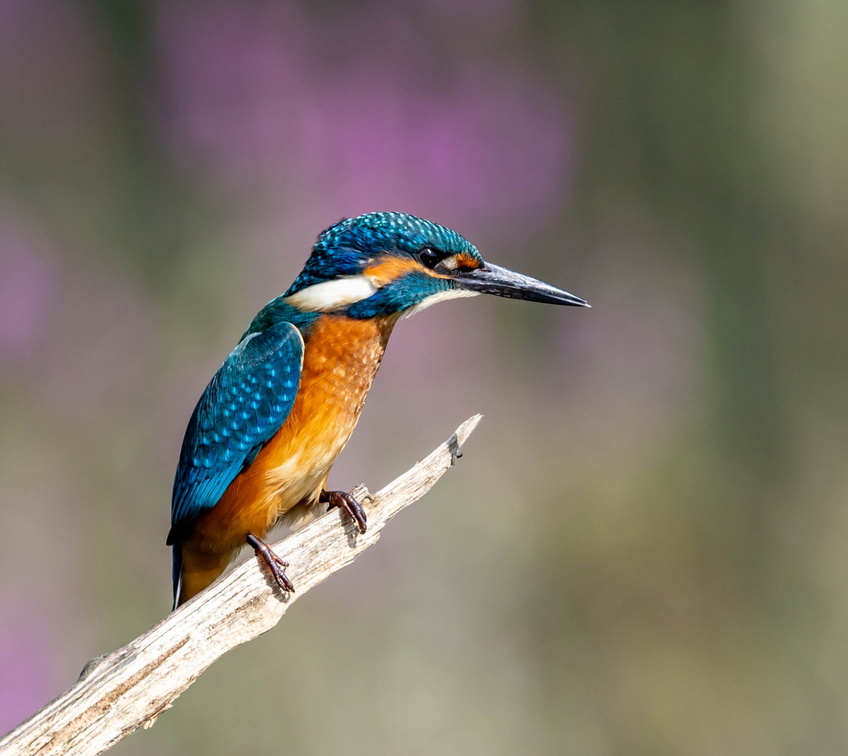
0;415;482;756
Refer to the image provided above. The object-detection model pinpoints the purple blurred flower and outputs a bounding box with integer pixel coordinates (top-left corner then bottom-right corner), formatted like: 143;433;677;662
0;0;105;142
34;269;155;414
0;605;57;735
0;210;58;363
155;1;575;234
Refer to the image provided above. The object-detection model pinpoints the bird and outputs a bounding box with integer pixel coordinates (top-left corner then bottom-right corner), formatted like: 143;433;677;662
168;212;588;608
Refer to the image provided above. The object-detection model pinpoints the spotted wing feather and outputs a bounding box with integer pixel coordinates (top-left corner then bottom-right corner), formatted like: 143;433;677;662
169;322;304;540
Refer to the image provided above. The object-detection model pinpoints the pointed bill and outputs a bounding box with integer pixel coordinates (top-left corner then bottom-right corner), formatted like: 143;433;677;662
454;262;589;307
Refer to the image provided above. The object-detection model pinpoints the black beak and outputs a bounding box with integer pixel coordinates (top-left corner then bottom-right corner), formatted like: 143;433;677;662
455;262;589;307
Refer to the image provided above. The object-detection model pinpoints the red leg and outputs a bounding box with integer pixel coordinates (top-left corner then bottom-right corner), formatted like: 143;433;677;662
320;489;367;534
246;533;295;593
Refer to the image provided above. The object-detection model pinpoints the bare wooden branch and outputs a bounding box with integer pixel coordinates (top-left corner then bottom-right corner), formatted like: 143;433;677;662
0;416;483;756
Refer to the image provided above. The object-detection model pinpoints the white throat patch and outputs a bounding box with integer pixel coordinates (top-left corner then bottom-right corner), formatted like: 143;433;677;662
285;275;378;312
404;288;480;317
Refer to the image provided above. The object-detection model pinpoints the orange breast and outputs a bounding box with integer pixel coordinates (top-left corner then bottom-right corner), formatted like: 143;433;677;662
186;314;397;555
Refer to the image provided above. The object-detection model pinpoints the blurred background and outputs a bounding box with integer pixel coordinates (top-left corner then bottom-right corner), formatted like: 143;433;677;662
1;0;847;753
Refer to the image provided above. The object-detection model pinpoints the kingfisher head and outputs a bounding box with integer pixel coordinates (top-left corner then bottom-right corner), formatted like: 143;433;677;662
283;212;588;319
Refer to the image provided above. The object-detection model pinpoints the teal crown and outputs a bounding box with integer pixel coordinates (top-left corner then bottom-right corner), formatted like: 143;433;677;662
285;212;481;296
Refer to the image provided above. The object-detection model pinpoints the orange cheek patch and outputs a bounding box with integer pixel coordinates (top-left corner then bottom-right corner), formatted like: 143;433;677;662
453;253;481;271
364;256;423;287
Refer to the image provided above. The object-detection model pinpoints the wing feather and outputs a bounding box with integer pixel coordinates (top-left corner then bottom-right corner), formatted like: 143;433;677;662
168;322;304;541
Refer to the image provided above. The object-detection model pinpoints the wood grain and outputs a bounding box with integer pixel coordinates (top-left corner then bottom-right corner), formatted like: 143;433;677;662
0;415;482;756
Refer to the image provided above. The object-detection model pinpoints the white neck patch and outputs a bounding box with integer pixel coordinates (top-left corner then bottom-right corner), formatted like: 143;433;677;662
404;287;480;318
285;275;378;312
286;273;480;316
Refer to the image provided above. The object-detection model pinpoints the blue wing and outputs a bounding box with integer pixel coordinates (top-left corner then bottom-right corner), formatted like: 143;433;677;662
168;321;304;541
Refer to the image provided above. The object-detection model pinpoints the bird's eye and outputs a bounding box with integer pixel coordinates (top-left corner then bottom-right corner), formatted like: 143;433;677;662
418;248;441;269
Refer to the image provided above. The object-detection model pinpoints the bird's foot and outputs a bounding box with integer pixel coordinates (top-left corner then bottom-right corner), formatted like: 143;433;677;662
246;533;295;593
320;489;367;534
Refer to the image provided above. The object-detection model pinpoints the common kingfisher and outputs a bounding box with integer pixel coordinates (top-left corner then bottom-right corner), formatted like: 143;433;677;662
168;212;588;608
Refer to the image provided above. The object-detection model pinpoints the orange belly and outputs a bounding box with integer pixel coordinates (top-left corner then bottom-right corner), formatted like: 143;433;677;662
177;313;396;602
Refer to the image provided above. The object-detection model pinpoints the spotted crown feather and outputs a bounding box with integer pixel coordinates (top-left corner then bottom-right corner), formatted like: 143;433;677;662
286;212;481;296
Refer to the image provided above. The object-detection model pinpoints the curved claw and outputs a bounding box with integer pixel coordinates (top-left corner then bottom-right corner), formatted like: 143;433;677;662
246;533;295;593
320;489;367;534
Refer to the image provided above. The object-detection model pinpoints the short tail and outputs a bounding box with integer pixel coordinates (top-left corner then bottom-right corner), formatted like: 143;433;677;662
171;545;183;611
171;543;231;608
